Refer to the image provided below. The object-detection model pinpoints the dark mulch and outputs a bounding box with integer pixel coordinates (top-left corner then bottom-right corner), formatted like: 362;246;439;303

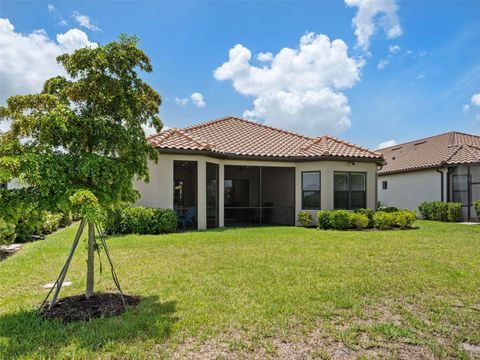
40;292;141;322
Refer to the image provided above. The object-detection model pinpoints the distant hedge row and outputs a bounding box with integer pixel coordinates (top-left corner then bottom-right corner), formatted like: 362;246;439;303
297;207;416;230
418;201;462;222
104;206;177;235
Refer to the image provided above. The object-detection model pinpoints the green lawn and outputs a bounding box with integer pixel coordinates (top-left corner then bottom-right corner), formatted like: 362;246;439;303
0;221;479;359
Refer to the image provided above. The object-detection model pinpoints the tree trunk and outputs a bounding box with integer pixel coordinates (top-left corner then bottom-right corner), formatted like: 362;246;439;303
86;221;95;298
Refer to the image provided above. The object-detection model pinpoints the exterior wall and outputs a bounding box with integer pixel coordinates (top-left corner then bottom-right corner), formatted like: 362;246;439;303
377;168;443;212
135;153;379;229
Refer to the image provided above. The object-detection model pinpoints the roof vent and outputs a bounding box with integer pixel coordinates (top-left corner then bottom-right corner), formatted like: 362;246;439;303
414;140;426;146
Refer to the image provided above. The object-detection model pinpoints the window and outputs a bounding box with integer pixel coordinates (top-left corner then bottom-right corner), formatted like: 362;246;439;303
0;183;7;190
452;175;468;205
382;181;387;190
334;172;366;210
302;171;321;209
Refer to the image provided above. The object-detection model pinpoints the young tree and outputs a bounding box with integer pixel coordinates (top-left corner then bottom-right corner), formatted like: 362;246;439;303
0;35;162;302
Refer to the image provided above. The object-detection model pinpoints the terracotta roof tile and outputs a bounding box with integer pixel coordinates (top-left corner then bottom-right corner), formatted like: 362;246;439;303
378;131;480;175
148;116;382;161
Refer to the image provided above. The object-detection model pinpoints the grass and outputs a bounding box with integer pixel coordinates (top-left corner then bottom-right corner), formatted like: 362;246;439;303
0;221;479;359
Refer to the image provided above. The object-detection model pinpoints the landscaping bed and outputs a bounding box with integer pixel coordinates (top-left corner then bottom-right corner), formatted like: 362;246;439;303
40;293;140;323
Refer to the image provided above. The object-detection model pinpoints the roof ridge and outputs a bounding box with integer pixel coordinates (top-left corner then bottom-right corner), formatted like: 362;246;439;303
378;131;480;151
326;135;383;157
183;115;314;140
175;128;214;150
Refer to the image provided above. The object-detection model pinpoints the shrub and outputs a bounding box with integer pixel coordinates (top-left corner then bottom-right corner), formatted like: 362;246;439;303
0;218;16;246
297;211;313;227
151;208;177;234
350;212;369;229
329;210;352;230
15;210;45;242
355;208;375;228
104;206;177;235
58;211;73;228
374;211;396;230
394;210;416;229
475;200;480;221
41;212;62;234
418;201;462;222
316;210;331;230
377;206;399;213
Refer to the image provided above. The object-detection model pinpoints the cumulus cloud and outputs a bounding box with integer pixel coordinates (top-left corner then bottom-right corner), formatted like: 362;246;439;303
345;0;402;51
472;93;480;106
377;139;397;149
47;4;67;26
47;4;56;12
257;52;273;62
73;11;101;31
0;18;97;104
190;92;205;107
174;92;206;107
463;104;470;112
214;32;363;135
377;59;389;70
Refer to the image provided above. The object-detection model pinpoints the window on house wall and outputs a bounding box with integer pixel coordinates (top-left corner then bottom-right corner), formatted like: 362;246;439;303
452;175;468;205
334;172;366;209
382;181;388;190
302;171;321;209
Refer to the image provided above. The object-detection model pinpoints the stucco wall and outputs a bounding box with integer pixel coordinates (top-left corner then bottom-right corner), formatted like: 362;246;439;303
134;153;379;229
377;169;443;211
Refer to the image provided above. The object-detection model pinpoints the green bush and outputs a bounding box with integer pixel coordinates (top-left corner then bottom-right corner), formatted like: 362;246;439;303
394;210;416;229
297;211;313;227
151;208;177;234
350;212;369;229
355;208;375;228
374;211;396;230
0;218;16;246
446;202;462;222
41;212;62;234
329;210;352;230
317;210;332;230
475;200;480;221
377;206;399;213
58;211;73;228
418;201;462;222
15;209;45;242
104;206;177;235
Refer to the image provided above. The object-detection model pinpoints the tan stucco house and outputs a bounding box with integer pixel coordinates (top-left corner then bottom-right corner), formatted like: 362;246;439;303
378;131;480;221
135;116;384;229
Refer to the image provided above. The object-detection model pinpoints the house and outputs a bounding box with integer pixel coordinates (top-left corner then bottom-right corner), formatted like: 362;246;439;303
135;116;384;229
377;131;480;221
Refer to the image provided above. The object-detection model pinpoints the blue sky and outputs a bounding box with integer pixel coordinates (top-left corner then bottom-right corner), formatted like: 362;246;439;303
1;0;480;149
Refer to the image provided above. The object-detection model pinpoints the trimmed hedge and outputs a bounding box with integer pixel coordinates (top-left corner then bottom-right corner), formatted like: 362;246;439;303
418;201;462;222
104;206;177;235
297;211;313;227
315;209;416;230
475;200;480;220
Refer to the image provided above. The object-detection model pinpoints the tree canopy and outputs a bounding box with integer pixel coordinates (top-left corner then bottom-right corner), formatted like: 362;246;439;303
0;34;162;220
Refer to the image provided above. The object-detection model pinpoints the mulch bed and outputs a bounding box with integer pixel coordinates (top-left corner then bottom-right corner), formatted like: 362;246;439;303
40;292;141;323
0;244;22;261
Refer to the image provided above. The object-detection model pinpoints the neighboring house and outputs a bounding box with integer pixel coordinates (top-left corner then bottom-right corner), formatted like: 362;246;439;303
377;131;480;221
135;116;383;229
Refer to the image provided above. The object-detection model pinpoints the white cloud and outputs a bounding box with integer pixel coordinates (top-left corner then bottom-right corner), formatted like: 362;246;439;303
0;18;97;104
345;0;402;51
377;139;397;149
463;104;470;112
175;97;189;106
388;44;400;54
257;52;273;62
190;92;206;108
47;4;67;26
73;11;101;31
415;74;425;80
214;32;363;135
377;59;389;70
47;4;56;12
471;93;480;106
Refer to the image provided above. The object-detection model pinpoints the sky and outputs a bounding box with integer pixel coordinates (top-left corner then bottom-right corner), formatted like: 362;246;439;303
1;0;480;150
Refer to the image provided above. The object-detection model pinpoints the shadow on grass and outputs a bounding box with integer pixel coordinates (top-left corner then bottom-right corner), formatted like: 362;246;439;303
0;295;177;358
